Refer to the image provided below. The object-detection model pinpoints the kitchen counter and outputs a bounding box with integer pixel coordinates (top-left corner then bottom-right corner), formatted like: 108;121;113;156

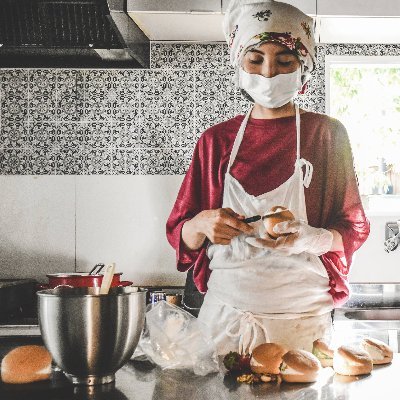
342;284;400;309
0;337;398;400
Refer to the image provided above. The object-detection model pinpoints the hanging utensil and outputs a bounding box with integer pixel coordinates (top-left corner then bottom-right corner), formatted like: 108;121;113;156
89;263;105;276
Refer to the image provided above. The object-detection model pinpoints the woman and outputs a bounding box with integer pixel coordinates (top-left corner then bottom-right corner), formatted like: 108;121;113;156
166;0;369;355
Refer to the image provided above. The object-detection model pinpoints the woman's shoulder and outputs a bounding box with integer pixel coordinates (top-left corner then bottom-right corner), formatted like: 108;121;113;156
303;110;347;131
198;114;245;144
302;111;349;143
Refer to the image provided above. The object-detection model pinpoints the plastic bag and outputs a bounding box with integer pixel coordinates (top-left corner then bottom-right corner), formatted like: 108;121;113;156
134;301;219;376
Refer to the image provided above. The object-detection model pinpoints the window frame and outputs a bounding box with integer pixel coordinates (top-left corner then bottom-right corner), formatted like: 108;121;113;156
325;55;400;215
325;55;400;115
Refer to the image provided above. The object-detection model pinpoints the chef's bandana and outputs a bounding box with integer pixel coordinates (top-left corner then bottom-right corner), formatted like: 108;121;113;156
223;0;316;86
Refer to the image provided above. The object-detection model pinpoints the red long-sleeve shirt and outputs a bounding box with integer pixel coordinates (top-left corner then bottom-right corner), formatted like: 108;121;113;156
166;111;370;307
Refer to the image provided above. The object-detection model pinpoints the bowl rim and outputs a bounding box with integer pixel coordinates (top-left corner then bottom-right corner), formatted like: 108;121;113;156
46;272;123;278
37;287;147;298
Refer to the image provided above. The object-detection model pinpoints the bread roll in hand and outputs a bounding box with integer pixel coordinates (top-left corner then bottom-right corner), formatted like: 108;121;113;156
1;345;52;384
262;206;295;240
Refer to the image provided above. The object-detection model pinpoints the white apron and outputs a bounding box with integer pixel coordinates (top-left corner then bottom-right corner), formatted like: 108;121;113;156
198;105;334;355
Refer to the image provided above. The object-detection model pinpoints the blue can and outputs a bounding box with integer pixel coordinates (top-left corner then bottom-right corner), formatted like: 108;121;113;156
150;291;166;306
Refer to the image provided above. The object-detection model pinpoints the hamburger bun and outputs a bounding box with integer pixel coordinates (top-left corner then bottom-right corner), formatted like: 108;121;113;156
312;339;334;367
262;206;295;239
361;337;393;365
333;345;373;376
250;343;288;375
1;345;52;384
280;350;321;383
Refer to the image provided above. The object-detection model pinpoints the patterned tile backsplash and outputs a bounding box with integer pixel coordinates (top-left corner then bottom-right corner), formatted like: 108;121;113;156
1;42;400;175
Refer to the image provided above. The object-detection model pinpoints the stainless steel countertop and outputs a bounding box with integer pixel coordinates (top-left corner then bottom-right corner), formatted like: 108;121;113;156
1;351;398;400
342;283;400;309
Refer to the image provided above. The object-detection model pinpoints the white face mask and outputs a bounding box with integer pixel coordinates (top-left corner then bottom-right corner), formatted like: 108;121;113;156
238;68;303;109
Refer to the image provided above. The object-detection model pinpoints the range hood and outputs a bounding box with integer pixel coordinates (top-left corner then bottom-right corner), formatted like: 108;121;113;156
0;0;150;68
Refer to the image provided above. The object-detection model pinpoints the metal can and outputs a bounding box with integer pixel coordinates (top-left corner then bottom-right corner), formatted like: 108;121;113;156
150;291;166;306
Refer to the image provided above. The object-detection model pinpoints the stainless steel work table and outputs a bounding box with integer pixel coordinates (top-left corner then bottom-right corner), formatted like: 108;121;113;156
0;337;398;400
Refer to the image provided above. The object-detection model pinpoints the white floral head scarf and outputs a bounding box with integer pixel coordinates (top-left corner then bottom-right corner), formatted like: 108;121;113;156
223;0;316;86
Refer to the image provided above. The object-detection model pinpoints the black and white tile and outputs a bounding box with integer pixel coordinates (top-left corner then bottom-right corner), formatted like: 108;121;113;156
1;43;400;175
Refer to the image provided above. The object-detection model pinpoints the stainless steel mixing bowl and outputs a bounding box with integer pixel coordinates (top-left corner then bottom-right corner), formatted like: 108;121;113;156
37;286;146;385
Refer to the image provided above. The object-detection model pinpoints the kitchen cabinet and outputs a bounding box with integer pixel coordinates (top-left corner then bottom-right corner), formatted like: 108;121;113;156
127;0;221;13
222;0;316;15
318;17;400;43
318;0;400;17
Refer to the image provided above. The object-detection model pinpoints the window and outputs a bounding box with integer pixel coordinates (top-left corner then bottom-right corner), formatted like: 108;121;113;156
326;56;400;212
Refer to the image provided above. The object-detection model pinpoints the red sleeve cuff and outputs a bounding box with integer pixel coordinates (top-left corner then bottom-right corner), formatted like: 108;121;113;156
176;219;205;272
327;224;352;270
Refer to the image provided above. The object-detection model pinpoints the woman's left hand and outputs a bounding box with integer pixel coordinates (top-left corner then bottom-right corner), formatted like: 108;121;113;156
245;220;334;256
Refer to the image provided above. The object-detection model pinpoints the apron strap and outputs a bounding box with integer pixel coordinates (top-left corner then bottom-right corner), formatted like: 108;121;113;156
225;311;270;355
226;106;253;174
296;158;314;188
295;103;301;162
294;104;314;188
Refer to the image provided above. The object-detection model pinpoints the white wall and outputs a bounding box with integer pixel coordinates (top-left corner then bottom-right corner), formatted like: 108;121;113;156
0;175;399;285
0;176;76;279
0;175;185;286
349;214;400;283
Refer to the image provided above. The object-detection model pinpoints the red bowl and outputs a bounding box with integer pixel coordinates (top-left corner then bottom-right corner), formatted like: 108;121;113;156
37;273;133;290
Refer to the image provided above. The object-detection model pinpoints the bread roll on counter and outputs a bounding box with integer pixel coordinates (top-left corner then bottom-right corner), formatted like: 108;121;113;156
280;350;322;383
333;345;373;376
361;337;393;365
250;343;288;375
1;345;52;384
312;339;334;367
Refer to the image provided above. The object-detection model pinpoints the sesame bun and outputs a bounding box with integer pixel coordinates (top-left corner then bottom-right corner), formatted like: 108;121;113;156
333;345;373;376
312;339;334;367
281;350;321;383
1;345;52;384
361;337;393;365
250;343;288;375
262;206;295;239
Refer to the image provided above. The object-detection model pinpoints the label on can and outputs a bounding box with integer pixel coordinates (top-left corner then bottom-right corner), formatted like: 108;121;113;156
150;291;166;305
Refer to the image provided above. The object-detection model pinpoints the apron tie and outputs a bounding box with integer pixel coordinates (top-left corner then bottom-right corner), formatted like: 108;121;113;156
296;158;313;188
225;310;270;355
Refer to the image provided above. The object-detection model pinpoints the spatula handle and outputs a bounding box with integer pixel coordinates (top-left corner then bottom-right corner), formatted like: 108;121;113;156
100;263;115;295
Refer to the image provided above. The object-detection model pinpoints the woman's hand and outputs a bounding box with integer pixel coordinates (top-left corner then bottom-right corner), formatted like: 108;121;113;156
182;208;254;250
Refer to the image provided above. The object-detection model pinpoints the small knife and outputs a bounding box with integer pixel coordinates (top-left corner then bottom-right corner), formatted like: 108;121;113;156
243;215;261;223
243;209;283;223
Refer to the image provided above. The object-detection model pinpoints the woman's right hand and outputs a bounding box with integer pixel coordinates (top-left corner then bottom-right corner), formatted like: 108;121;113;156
182;208;254;250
